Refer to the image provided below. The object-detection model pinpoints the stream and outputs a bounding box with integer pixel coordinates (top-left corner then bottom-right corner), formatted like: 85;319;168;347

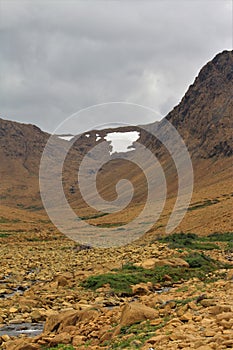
0;323;44;337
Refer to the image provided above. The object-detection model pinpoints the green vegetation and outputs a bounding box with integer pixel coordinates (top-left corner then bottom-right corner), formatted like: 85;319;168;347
0;217;20;223
158;232;219;250
81;252;227;295
79;212;108;220
103;319;170;349
42;345;74;350
25;205;44;211
0;233;10;238
103;294;211;349
172;297;196;306
207;232;233;242
185;252;214;268
188;199;220;211
97;222;125;228
226;241;233;252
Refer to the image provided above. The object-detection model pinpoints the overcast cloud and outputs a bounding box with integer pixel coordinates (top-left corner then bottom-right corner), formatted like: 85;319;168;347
0;0;232;133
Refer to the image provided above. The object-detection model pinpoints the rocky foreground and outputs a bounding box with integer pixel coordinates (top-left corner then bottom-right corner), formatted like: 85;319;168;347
0;231;232;350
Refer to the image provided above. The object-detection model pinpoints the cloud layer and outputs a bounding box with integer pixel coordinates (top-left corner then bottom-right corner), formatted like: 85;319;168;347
0;0;232;132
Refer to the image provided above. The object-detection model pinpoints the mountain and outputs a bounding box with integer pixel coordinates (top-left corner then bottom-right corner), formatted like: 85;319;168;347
166;50;233;158
0;50;232;237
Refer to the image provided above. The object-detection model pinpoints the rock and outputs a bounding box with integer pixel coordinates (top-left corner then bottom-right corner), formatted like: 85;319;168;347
130;339;143;347
49;332;71;346
146;335;168;344
209;305;232;315
78;309;99;323
138;259;157;269
1;334;11;342
72;335;86;346
119;302;158;327
204;329;215;337
137;257;189;269
100;331;113;342
30;310;43;322
226;270;233;280
56;275;69;287
180;311;193;322
216;312;233;322
131;283;151;295
200;299;216;307
43;308;99;336
5;339;40;350
43;310;79;334
163;274;172;281
150;318;163;326
9;307;18;313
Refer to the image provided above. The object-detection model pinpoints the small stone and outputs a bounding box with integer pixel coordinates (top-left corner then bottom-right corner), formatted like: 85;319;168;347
200;299;216;307
209;305;231;315
9;307;18;313
72;335;86;346
31;310;43;322
1;334;11;342
204;329;215;337
180;311;193;321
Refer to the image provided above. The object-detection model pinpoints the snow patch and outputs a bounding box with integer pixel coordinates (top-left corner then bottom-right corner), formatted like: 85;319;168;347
96;133;101;141
58;135;74;141
104;131;140;155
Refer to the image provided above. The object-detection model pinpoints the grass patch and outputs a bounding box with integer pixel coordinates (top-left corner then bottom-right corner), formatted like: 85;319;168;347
172;297;196;306
79;212;108;220
207;232;233;242
42;345;74;350
188;199;220;211
81;253;226;296
25;205;44;211
26;237;41;242
96;222;126;228
158;232;219;250
226;241;233;252
0;217;20;223
184;252;214;268
0;233;10;238
103;319;169;349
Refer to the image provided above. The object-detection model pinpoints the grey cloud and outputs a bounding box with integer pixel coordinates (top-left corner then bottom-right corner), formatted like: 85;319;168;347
0;0;232;132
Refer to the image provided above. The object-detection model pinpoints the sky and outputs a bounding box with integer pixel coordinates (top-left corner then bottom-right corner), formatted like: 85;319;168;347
0;0;232;133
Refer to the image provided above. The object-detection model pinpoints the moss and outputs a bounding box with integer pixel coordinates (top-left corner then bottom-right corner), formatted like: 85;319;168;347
207;232;233;242
104;318;170;349
42;345;75;350
79;212;108;220
0;233;10;238
81;253;225;296
158;232;219;250
188;199;220;211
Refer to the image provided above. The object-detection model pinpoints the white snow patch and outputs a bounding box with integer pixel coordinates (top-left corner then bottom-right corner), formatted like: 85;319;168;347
96;133;101;141
58;135;74;141
85;134;90;138
104;131;140;154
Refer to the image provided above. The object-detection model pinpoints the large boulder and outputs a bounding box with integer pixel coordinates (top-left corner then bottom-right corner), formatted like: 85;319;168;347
119;302;159;327
5;339;40;350
49;332;72;346
43;310;80;334
43;308;99;334
113;302;159;336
